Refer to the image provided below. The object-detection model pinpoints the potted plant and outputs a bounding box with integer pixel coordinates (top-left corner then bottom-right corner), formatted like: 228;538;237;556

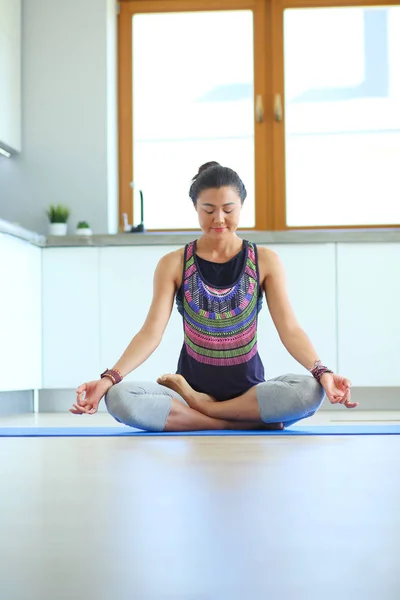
47;204;70;236
75;221;93;236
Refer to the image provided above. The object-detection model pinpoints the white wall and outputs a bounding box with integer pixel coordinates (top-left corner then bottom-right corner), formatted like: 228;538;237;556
0;0;118;235
0;0;21;153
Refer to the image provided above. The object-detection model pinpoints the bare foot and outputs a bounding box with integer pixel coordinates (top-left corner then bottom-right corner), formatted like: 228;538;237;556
157;374;284;431
157;373;216;410
260;422;285;431
220;421;284;431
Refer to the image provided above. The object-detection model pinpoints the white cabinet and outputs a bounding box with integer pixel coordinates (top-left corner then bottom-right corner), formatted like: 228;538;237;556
41;245;182;388
0;0;21;152
99;246;182;381
0;234;41;390
42;248;100;388
337;243;400;386
257;244;337;379
35;241;400;391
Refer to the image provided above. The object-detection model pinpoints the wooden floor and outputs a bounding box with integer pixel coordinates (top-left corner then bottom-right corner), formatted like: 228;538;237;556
1;411;400;600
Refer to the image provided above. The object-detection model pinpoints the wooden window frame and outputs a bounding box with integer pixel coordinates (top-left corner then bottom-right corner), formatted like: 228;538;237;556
118;0;400;231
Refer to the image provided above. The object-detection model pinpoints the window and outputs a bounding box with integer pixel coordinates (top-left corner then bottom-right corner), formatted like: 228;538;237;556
118;0;400;231
132;10;255;230
284;6;400;227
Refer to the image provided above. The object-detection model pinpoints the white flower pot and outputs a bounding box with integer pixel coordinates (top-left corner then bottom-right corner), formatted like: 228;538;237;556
75;228;93;236
49;223;68;236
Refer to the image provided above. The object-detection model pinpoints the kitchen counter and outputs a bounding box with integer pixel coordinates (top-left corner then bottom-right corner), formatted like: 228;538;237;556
0;218;46;246
1;218;399;246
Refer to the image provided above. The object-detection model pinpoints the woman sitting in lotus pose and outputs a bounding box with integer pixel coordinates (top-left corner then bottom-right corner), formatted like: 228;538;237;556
70;162;356;430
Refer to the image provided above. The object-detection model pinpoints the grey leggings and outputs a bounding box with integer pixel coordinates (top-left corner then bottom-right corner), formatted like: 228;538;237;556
105;374;325;432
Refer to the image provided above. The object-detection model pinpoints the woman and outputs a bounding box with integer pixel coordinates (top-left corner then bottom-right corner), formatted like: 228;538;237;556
70;162;357;431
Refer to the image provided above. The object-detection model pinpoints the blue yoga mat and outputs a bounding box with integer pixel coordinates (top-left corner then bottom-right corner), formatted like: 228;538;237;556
0;425;399;437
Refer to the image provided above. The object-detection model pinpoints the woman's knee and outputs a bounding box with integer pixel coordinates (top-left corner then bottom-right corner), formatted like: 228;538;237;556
295;374;325;415
105;382;173;431
105;381;144;416
261;373;325;422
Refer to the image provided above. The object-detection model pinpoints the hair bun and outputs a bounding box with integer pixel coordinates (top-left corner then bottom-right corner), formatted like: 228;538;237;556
189;163;247;204
192;161;220;181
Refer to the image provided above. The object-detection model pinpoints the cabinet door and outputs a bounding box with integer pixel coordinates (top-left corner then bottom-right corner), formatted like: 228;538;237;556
337;243;400;386
0;234;41;391
42;248;100;388
100;246;182;381
257;244;337;379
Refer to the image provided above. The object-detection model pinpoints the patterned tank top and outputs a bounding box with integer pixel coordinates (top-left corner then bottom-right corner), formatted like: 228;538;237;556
176;239;265;401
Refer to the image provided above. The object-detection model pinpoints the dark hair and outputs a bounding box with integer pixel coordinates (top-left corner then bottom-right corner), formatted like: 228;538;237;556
189;161;247;205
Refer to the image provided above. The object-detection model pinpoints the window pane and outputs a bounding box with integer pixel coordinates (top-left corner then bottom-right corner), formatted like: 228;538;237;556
284;6;400;227
132;11;255;230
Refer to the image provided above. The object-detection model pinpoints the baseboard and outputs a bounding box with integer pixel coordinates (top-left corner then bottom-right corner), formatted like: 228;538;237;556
321;387;400;411
39;389;108;413
0;390;34;415
36;387;400;413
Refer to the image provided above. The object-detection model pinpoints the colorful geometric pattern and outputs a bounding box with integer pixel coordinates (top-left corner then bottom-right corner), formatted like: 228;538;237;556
182;241;260;366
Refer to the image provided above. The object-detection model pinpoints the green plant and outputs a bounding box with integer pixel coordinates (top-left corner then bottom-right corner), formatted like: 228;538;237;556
77;221;90;229
46;204;70;223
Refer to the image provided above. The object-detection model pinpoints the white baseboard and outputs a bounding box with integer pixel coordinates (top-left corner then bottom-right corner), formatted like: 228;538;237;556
1;388;398;415
39;389;108;413
321;387;400;411
0;391;34;415
38;387;400;413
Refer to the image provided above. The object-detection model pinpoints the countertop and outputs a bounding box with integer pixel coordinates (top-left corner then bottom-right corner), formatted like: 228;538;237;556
0;218;46;246
1;218;400;247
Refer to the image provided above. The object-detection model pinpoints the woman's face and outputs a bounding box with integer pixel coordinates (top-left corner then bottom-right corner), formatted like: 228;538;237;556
195;186;242;236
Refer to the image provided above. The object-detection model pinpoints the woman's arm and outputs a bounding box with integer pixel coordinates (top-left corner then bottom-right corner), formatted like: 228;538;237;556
259;247;320;370
70;249;184;414
109;249;183;377
259;247;356;408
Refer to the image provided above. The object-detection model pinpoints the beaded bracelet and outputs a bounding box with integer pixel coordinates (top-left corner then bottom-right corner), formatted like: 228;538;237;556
100;368;123;385
309;360;333;383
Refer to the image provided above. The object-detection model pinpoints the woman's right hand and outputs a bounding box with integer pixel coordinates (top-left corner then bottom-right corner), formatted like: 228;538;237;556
70;378;113;415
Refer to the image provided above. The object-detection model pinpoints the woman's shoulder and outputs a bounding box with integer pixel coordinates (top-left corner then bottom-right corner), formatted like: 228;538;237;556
158;247;185;269
252;244;282;282
248;243;279;262
156;247;185;288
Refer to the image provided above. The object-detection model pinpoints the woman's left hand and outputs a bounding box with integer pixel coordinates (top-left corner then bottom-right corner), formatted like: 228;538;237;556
320;373;359;409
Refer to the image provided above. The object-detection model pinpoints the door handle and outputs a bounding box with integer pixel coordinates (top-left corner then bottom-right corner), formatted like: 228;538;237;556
274;93;283;122
255;94;264;123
